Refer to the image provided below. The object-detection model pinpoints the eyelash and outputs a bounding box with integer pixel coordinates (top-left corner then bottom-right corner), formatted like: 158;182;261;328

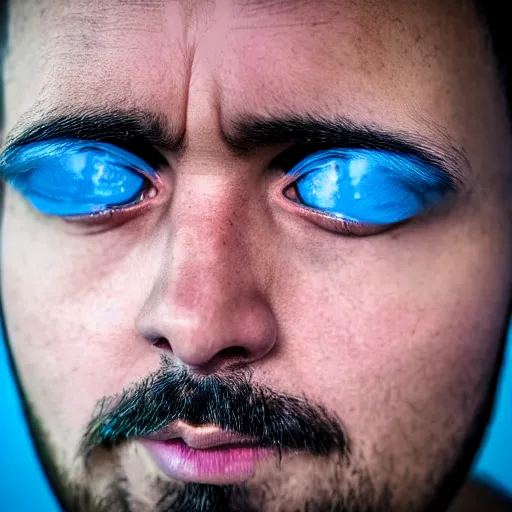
9;140;443;238
60;143;312;223
81;144;342;225
272;144;452;236
72;141;166;224
268;145;394;236
61;173;163;227
272;159;390;237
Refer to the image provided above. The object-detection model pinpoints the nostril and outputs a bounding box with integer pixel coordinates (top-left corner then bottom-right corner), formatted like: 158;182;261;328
151;337;172;352
217;345;250;361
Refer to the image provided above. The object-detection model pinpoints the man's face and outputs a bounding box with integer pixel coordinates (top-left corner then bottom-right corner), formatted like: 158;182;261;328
1;0;512;511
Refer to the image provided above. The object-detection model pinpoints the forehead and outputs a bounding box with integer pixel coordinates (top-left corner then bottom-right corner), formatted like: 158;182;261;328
3;0;488;143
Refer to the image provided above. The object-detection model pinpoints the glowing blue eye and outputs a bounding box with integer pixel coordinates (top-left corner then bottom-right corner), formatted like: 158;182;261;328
2;140;155;216
289;149;451;225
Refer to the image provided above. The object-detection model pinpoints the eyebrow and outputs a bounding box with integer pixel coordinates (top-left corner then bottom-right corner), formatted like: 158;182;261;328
0;109;470;188
225;114;470;188
0;109;185;172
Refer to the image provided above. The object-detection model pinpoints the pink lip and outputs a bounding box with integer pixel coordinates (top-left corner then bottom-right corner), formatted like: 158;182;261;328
140;421;273;484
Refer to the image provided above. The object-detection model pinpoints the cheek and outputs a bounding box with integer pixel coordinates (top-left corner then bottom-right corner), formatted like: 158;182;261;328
266;210;511;453
2;181;511;474
0;192;165;452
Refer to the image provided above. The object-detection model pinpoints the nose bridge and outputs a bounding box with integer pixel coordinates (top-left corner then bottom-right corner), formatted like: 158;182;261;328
137;174;277;369
171;174;251;301
169;210;245;314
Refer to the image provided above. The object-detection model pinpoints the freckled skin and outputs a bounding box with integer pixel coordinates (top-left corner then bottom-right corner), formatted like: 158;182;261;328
1;0;512;511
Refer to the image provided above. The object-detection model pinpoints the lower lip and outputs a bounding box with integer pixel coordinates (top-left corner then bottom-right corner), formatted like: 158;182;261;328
141;439;273;484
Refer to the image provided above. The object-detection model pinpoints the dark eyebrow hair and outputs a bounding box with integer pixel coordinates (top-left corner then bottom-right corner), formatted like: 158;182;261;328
0;108;470;190
0;109;185;171
224;114;470;188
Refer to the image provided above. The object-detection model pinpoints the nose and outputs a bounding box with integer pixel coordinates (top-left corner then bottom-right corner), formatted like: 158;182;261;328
136;179;277;373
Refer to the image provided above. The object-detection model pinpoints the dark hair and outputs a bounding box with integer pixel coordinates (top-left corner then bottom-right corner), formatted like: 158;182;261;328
475;1;511;116
0;1;509;128
0;0;8;134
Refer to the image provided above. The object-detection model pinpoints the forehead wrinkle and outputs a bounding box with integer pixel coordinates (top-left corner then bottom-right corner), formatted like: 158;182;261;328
7;0;216;83
7;0;167;58
233;0;350;19
8;0;166;33
234;0;317;16
4;0;190;131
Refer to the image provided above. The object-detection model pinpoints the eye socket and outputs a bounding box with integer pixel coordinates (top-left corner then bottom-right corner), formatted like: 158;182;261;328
279;148;452;235
3;140;159;218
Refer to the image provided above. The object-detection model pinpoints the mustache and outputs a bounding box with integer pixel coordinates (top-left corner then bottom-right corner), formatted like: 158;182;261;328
79;356;349;462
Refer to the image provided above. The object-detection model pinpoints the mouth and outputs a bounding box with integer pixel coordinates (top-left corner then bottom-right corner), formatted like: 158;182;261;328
139;421;274;484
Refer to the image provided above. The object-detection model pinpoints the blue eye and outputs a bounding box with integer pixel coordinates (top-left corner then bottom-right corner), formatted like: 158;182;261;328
2;140;156;216
287;149;451;225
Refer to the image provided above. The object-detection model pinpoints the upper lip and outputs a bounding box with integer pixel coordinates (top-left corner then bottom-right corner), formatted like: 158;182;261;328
144;420;259;450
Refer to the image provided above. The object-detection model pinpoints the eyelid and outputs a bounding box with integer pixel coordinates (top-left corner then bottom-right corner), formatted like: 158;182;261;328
1;139;159;181
272;147;453;235
282;148;453;186
274;182;391;236
1;139;166;222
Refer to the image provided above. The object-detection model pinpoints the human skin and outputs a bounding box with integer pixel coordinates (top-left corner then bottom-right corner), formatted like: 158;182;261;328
1;0;512;511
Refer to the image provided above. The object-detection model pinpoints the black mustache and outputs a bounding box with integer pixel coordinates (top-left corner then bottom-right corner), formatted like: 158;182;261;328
80;356;349;462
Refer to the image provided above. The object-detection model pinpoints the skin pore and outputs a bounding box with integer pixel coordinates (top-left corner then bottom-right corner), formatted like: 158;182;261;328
1;0;512;511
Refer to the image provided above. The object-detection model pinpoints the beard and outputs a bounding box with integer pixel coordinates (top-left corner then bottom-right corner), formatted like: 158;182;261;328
66;472;393;512
4;341;507;512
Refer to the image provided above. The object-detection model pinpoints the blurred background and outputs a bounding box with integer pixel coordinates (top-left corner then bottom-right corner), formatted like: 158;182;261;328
0;323;511;511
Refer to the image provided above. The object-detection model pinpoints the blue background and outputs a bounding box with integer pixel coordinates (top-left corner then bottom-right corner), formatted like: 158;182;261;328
0;325;510;511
